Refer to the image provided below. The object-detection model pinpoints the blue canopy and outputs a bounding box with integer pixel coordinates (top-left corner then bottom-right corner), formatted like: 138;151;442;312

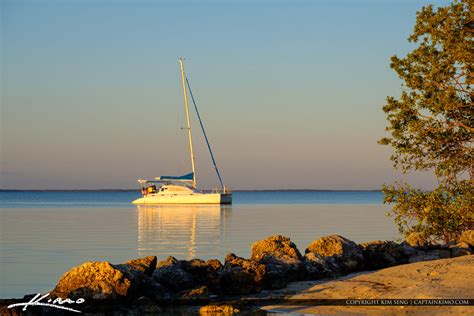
155;172;194;181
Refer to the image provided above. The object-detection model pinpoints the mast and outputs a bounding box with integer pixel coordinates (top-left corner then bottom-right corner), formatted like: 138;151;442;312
179;58;197;189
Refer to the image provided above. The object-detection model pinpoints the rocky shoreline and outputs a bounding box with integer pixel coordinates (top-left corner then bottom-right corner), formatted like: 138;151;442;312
1;231;473;315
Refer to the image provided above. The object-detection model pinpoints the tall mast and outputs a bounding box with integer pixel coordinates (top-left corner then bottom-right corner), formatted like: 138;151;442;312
179;58;197;188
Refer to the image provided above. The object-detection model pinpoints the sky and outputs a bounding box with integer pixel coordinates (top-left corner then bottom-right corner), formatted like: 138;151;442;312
1;0;445;190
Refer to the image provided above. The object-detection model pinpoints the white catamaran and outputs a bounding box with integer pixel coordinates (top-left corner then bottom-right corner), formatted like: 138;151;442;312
132;58;232;205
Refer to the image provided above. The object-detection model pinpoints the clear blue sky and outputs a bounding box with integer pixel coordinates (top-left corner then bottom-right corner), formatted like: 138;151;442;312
1;0;443;190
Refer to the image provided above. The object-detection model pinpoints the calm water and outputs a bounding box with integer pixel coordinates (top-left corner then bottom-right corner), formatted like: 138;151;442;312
0;190;399;298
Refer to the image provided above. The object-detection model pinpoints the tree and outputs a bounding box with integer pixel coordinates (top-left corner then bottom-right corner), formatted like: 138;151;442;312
380;0;473;243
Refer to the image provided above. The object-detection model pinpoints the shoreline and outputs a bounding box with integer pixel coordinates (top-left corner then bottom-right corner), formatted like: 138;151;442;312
1;232;473;314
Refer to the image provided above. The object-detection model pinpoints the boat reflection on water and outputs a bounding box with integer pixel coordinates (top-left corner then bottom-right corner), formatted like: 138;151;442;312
136;205;232;260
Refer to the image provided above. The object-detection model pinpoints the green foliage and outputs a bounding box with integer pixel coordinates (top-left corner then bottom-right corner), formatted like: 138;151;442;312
383;181;473;243
380;0;473;243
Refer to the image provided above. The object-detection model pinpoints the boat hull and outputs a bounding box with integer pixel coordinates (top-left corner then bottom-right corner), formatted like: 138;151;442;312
132;193;232;205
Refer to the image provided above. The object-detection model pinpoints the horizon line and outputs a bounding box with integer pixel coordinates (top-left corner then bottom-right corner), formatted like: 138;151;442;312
0;188;382;192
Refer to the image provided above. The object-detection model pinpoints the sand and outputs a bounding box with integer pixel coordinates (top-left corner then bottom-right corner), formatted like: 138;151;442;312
258;255;474;315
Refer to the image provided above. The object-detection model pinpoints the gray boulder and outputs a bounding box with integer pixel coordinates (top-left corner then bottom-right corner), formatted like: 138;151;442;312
219;253;266;295
180;258;223;292
303;252;341;279
360;240;418;270
251;235;302;261
51;261;143;300
152;257;196;293
153;256;224;294
51;256;171;303
124;256;157;276
305;235;364;273
251;235;305;289
450;242;473;257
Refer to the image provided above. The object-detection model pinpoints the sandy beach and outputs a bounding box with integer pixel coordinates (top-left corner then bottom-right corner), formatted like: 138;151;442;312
259;255;474;315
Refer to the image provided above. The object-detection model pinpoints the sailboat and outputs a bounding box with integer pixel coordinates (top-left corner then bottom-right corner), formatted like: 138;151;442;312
132;58;232;205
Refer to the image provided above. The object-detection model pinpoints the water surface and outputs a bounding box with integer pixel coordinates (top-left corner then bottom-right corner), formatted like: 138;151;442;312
0;190;398;298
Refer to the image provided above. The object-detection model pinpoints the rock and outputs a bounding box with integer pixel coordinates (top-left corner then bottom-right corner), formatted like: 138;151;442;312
152;259;196;293
251;235;302;261
258;255;305;289
114;263;165;300
153;256;223;294
52;261;135;300
305;235;364;273
250;235;305;289
303;252;340;279
360;241;418;270
407;250;446;263
199;304;239;315
425;243;451;251
1;302;25;316
429;249;452;259
403;232;428;248
136;276;172;301
51;259;169;303
178;285;210;299
459;230;474;247
219;253;266;295
157;256;179;268
124;256;157;276
450;242;473;258
180;259;223;292
360;241;397;269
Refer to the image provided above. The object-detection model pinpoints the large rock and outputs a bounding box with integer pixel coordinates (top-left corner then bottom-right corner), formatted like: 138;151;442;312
157;255;179;268
219;253;266;295
258;255;305;289
251;235;305;289
52;256;171;303
181;259;223;292
305;235;364;273
303;252;341;279
124;256;157;276
450;242;473;257
459;230;474;247
52;261;134;300
251;235;302;261
403;232;428;248
116;263;171;301
360;241;418;270
152;257;196;293
154;257;222;293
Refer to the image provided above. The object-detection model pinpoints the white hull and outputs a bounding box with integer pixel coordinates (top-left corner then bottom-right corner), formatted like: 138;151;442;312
132;192;232;205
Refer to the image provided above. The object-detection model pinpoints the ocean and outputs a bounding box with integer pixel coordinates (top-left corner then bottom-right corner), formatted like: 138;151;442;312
0;190;399;298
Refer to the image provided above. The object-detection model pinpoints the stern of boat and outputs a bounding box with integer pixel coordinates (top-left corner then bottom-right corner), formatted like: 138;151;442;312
220;193;232;204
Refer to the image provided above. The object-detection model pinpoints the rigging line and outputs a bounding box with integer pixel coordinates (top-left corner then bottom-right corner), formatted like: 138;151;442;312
185;76;225;189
